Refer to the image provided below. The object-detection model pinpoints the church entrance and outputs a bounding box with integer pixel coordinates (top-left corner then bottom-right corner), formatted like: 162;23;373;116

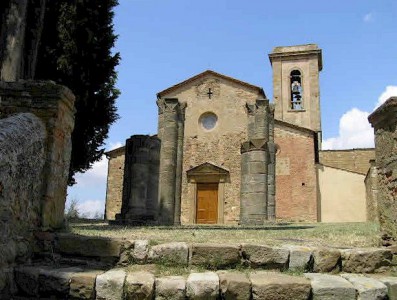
196;183;218;224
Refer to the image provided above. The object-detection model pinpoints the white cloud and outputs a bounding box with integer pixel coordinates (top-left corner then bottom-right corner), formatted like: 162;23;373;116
77;199;105;218
375;85;397;108
109;141;123;150
363;13;374;22
73;141;123;187
322;108;374;150
322;86;397;150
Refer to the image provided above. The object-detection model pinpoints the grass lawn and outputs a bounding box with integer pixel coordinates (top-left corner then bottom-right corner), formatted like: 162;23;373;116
66;221;380;249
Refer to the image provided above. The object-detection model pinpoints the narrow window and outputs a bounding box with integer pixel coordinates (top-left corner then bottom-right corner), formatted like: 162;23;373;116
290;70;303;110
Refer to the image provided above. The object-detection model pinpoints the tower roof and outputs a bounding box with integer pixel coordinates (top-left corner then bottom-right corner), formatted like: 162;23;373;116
268;44;323;71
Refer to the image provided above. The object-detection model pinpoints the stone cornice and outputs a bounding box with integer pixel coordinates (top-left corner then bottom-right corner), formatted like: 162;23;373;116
241;139;268;153
368;97;397;128
268;45;323;71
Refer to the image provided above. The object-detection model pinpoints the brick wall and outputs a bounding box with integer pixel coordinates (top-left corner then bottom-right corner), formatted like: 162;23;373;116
274;123;318;221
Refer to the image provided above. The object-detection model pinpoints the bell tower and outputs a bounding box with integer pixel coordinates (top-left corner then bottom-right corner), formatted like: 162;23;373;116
269;44;323;144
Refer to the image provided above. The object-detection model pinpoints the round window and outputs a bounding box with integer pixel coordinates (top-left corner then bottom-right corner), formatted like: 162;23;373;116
199;112;218;131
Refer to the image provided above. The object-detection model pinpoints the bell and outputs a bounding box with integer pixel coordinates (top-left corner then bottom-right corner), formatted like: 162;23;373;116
291;81;300;94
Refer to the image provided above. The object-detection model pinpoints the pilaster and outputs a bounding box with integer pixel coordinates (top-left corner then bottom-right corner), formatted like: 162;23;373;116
157;98;183;225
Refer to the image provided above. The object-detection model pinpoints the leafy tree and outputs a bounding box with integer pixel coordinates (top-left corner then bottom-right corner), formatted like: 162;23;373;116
65;198;80;219
35;0;120;184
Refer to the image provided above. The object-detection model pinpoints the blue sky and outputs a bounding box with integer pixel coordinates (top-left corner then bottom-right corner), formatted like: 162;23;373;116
67;0;397;217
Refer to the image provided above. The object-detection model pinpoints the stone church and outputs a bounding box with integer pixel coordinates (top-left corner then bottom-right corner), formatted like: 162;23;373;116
105;44;376;225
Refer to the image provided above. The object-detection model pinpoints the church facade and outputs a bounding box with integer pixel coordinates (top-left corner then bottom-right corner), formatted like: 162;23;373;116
105;44;375;225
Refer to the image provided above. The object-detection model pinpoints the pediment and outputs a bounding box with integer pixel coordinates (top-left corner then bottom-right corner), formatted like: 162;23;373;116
157;70;265;99
187;162;229;177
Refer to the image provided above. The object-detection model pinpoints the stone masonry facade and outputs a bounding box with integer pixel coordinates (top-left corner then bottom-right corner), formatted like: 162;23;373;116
368;97;397;242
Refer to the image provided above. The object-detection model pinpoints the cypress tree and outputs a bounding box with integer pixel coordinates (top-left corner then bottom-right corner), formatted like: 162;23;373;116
36;0;120;184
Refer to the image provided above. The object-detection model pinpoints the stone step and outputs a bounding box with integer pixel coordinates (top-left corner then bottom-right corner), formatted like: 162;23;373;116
10;264;397;300
39;233;396;274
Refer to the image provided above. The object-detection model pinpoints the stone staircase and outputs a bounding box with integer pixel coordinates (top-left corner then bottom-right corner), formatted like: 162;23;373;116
7;233;397;299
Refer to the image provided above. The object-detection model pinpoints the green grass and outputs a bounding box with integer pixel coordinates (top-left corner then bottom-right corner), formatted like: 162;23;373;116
66;221;380;248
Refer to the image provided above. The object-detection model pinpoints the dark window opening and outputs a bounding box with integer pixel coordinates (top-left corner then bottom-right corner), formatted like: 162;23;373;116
290;70;303;110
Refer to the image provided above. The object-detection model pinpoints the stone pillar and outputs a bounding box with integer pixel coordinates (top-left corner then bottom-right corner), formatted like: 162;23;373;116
365;160;378;222
368;97;397;243
240;99;274;225
240;139;268;225
174;103;186;225
0;81;75;229
267;104;276;220
147;137;160;220
117;135;159;224
157;98;182;225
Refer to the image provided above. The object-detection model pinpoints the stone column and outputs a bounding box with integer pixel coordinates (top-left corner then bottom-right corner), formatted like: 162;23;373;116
368;97;397;243
267;104;276;220
0;81;75;229
117;135;160;224
240;139;268;225
240;99;274;225
157;98;181;225
147;137;160;220
174;103;186;225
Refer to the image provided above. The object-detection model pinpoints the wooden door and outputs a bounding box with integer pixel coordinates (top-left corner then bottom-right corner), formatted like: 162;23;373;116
196;183;218;224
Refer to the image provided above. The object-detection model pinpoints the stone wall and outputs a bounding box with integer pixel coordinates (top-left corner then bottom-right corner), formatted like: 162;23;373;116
105;146;125;220
0;81;75;229
274;121;318;221
319;148;375;175
368;97;397;242
0;113;46;294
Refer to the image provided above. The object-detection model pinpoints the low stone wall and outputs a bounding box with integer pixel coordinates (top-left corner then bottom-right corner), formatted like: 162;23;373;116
7;233;397;298
0;113;46;294
18;267;397;300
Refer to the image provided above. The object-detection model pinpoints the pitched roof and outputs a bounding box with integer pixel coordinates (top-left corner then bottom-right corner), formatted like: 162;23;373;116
157;70;266;98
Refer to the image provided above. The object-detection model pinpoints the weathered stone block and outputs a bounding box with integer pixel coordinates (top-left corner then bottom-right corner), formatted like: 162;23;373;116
155;276;186;300
14;266;41;296
148;242;188;266
118;240;134;266
341;248;392;273
132;240;149;263
69;270;103;300
95;269;126;300
341;274;388;300
57;234;123;259
304;273;356;300
377;277;397;300
186;272;219;300
39;267;82;297
282;245;313;271
241;244;289;269
217;271;251;300
312;248;341;273
250;271;311;300
124;271;154;300
190;243;240;268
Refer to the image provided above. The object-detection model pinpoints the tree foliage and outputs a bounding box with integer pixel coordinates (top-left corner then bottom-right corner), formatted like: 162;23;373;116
36;0;120;184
